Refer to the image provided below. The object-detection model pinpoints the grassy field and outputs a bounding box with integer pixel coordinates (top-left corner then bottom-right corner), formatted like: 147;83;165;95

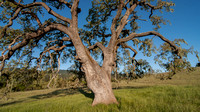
0;68;200;112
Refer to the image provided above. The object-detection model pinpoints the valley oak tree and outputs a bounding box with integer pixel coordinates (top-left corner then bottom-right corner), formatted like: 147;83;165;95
0;0;182;105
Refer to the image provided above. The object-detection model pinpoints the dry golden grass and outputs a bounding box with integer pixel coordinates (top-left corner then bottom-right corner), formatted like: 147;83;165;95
112;67;200;88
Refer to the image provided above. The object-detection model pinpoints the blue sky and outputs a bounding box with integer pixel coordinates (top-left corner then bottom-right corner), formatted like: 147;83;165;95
1;0;200;71
157;0;200;68
62;0;200;71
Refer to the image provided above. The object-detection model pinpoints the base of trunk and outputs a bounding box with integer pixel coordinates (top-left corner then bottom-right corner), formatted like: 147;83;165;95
92;92;118;106
81;58;119;106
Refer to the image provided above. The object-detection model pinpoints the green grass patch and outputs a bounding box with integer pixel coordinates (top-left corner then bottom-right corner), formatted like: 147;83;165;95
0;85;199;112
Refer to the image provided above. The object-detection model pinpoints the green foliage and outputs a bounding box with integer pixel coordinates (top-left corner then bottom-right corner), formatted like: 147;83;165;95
196;62;200;67
195;51;200;62
155;39;195;76
150;15;170;30
0;68;43;91
139;38;157;57
134;59;153;77
120;59;153;80
0;27;23;50
0;0;18;23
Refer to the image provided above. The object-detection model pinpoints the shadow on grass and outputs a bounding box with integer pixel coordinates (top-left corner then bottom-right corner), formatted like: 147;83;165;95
79;89;94;99
0;87;93;107
29;86;149;100
113;85;151;90
0;100;25;107
29;87;91;99
0;85;150;107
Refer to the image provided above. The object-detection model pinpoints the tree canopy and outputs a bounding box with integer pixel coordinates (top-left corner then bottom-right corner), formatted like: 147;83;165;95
0;0;197;105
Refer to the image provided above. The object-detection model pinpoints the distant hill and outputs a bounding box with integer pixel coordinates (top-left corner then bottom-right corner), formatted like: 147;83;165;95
58;70;80;78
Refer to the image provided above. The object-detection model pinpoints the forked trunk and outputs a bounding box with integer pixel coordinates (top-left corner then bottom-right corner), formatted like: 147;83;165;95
70;32;118;105
82;61;118;106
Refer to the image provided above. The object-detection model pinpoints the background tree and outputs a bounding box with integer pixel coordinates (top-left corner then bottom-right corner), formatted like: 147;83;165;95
134;59;153;77
0;0;188;105
195;51;200;67
155;39;196;78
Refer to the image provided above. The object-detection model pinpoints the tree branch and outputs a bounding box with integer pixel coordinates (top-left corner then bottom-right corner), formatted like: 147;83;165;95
108;0;137;49
0;23;71;62
47;37;71;46
120;43;138;71
118;31;180;56
0;7;22;39
0;34;23;75
116;2;137;37
55;0;81;13
36;42;72;73
8;0;71;23
47;50;60;88
62;37;71;41
139;0;165;18
0;0;5;6
121;43;137;59
88;42;106;53
71;0;79;28
21;11;42;26
139;0;164;10
111;0;124;34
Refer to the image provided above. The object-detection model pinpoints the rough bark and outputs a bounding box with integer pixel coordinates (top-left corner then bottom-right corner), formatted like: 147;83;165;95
82;60;118;106
69;31;118;105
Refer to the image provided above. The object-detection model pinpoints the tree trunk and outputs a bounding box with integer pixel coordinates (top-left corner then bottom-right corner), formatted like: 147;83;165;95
47;73;57;89
82;61;118;106
69;32;118;105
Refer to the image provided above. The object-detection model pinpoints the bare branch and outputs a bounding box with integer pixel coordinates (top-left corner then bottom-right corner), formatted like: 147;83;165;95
124;0;130;7
0;23;71;62
37;42;73;71
47;51;60;88
0;7;22;38
52;44;69;51
48;37;71;46
121;43;137;59
36;45;58;71
108;1;138;49
116;3;137;37
120;43;138;71
0;34;22;75
62;37;71;41
118;31;180;56
48;51;55;73
71;0;79;28
100;1;118;22
56;0;81;13
9;35;22;50
21;11;42;26
0;56;5;76
8;0;71;23
139;0;165;18
127;13;147;23
139;0;164;10
88;42;106;53
111;0;124;34
0;0;5;6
